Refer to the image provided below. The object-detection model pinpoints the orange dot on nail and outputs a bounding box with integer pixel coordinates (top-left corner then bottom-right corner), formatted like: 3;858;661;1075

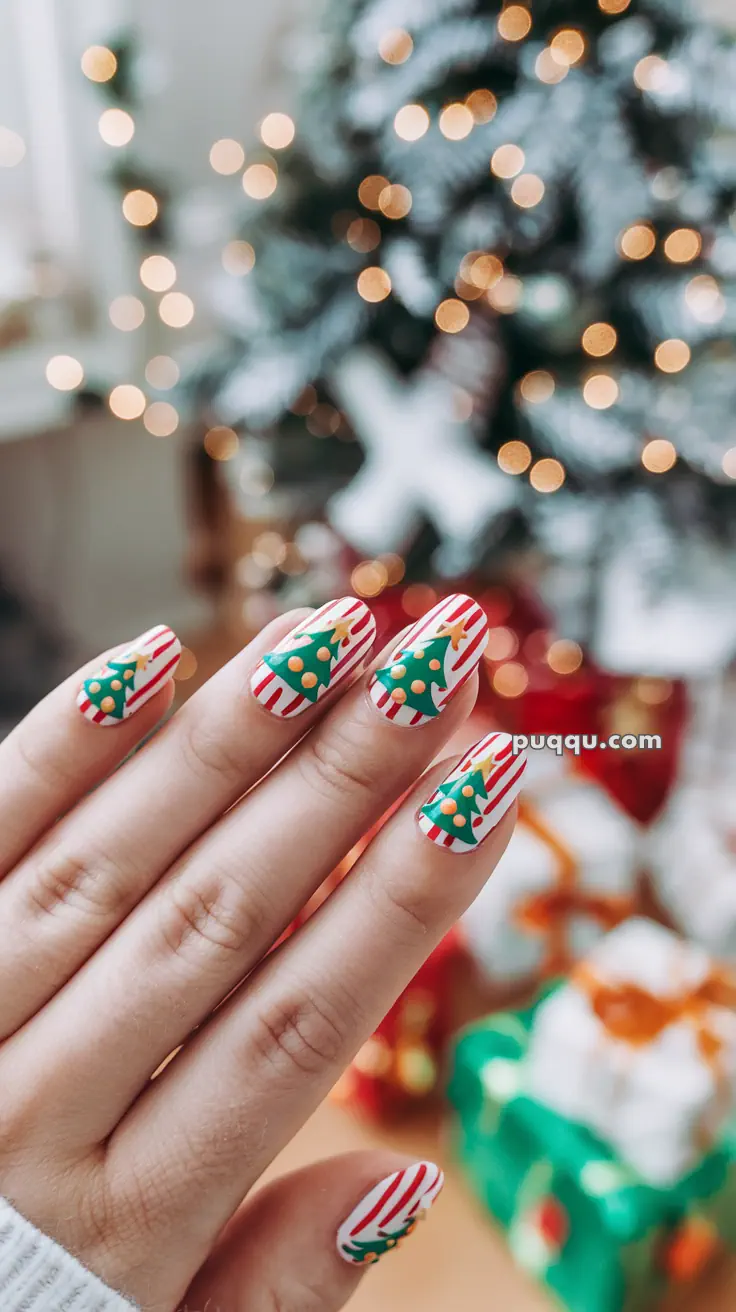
288;655;304;672
391;664;406;679
110;679;122;690
429;658;441;670
317;646;331;661
88;681;101;693
411;679;426;694
301;672;318;688
391;687;407;703
413;648;425;658
124;669;134;679
453;814;467;827
101;696;116;712
440;798;458;814
462;784;474;797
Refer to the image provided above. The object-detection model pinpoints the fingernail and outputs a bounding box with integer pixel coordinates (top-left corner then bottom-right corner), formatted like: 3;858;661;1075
337;1161;444;1266
251;597;376;718
419;731;527;851
369;594;488;727
77;625;181;726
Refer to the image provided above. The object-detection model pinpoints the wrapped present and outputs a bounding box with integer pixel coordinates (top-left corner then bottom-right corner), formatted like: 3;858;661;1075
331;929;462;1118
649;784;736;959
460;778;638;991
525;919;736;1187
448;995;736;1312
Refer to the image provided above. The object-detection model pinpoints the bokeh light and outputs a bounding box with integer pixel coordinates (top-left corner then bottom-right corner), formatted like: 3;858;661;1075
346;218;381;252
140;255;177;291
358;175;390;209
145;356;180;390
485;627;519;661
497;6;532;40
260;113;295;150
634;55;670;92
394;104;430;141
685;275;724;323
378;29;414;64
491;144;525;178
466;90;497;123
583;374;619;408
498;441;532;475
81;46;117;83
209;139;245;174
461;252;503;289
663;228;702;263
487;274;522;312
550;30;586;66
109;385;146;420
582;322;617;357
722;448;736;480
511;173;545;208
520;370;555;403
402;584;437;618
599;0;631;11
109;295;145;331
530;458;565;492
357;267;392;302
144;402;179;437
46;355;83;391
222;240;256;276
535;49;568;83
204;426;239;460
493;662;529;697
618;223;656;260
174;648;199;681
642;438;677;472
654;339;691;373
547;639;583;674
242;163;277;199
98;108;134;147
435;299;470;333
439;103;474;140
122;189;158;226
378;183;412;219
351;560;389;597
0;126;26;167
159;292;195;327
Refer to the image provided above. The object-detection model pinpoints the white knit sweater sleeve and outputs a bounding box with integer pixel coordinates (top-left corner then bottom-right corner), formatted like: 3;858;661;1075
0;1198;138;1311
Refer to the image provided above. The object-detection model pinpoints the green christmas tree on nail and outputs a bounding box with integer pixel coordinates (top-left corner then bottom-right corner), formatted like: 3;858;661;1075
264;616;353;702
83;652;147;720
343;1218;418;1264
374;618;466;717
423;752;496;845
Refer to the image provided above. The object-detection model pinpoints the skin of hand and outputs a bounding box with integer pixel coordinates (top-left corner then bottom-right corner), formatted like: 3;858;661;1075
0;597;523;1310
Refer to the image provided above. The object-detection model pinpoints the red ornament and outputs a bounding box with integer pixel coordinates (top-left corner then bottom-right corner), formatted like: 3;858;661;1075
535;1196;569;1251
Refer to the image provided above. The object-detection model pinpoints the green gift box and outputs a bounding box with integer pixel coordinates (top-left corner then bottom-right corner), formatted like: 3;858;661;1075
447;994;736;1312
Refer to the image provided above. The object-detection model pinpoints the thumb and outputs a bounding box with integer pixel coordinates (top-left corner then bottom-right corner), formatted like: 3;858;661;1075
183;1153;444;1311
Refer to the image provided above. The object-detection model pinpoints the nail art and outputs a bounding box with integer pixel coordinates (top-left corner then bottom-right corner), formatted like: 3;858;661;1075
251;597;376;718
337;1160;444;1266
370;594;487;728
77;625;181;726
419;731;527;851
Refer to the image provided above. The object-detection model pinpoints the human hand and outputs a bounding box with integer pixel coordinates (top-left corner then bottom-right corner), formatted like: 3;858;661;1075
0;595;524;1310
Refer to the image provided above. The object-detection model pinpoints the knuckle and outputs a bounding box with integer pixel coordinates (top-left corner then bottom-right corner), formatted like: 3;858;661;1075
250;989;347;1079
297;718;382;807
14;724;75;793
264;1280;326;1312
25;843;135;925
367;866;435;944
179;710;250;787
158;869;268;965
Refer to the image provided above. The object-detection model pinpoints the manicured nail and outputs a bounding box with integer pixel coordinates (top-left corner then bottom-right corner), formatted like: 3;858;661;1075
419;731;526;851
77;625;181;726
369;594;487;727
337;1161;444;1266
251;597;376;718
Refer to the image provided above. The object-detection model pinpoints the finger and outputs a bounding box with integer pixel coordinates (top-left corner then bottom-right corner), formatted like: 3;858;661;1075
27;611;482;1145
0;627;179;879
0;600;374;1039
112;732;525;1251
184;1154;443;1312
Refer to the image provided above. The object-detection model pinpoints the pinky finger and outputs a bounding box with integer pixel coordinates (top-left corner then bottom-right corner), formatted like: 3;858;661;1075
184;1153;443;1312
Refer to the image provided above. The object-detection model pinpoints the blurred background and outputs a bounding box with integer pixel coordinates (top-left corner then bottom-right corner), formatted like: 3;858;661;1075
2;1;736;1308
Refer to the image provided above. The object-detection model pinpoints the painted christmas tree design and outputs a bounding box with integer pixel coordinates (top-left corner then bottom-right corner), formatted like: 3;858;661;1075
374;618;466;718
423;750;497;846
264;617;353;702
83;652;149;720
342;1216;419;1265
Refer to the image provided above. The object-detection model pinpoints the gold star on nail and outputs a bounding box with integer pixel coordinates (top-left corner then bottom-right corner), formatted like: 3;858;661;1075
328;616;354;645
134;652;150;672
466;751;498;782
437;618;468;650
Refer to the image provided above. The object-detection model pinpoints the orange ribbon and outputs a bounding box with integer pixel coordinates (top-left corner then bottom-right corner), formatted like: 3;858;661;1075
513;797;635;977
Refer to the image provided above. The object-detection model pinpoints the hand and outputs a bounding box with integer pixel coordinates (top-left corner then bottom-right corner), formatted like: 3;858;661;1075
0;596;523;1310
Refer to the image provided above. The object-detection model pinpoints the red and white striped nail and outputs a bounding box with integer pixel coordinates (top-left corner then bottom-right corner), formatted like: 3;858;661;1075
77;625;181;726
337;1160;444;1266
419;731;526;851
251;597;376;718
369;594;488;727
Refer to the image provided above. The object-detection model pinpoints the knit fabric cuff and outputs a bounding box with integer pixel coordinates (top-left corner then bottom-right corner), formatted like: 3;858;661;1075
0;1198;138;1311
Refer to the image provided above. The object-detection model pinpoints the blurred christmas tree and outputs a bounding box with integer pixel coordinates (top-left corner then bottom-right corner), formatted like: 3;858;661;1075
197;0;736;674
